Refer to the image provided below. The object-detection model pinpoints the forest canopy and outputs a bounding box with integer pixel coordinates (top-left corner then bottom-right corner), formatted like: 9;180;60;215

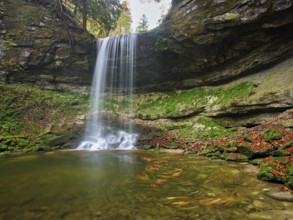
28;0;122;37
27;0;168;37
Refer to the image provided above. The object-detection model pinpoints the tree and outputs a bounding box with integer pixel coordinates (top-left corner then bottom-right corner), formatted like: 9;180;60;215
110;0;132;36
57;0;63;15
29;0;122;37
136;14;148;33
63;0;121;37
82;0;87;30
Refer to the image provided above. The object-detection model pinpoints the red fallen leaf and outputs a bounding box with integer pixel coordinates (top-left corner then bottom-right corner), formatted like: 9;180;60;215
150;184;159;190
270;168;288;178
280;186;293;193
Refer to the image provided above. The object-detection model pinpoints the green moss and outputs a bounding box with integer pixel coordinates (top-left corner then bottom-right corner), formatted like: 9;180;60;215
236;144;254;158
227;142;238;148
270;150;291;157
281;140;293;150
220;152;249;162
103;97;131;113
225;13;240;20
174;117;239;140
133;82;257;119
257;157;290;185
154;37;169;52
249;158;262;165
101;82;257;124
0;83;88;156
243;135;253;142
264;128;283;142
285;165;293;188
0;83;88;135
257;164;276;182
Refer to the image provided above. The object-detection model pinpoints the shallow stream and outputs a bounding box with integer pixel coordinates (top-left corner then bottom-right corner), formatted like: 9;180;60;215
0;151;292;219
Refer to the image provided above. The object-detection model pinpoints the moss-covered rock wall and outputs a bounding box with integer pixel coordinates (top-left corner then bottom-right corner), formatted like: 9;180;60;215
0;0;95;93
136;0;293;89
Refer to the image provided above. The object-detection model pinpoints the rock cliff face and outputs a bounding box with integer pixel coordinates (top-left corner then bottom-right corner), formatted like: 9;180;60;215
136;0;293;88
132;0;293;129
0;0;95;93
1;0;292;129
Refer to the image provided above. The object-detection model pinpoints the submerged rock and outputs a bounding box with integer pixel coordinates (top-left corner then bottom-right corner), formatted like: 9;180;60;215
265;190;293;202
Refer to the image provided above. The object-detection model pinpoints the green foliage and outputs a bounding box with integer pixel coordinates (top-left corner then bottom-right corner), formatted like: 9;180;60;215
135;82;257;118
0;83;89;156
103;97;131;113
285;165;293;188
110;0;132;36
264;128;283;142
257;157;289;184
175;117;237;140
243;135;253;142
29;0;122;37
227;142;238;148
0;83;88;135
102;82;255;140
136;14;149;33
64;0;122;37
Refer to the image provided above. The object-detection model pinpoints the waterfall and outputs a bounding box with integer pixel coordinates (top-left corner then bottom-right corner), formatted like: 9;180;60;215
76;34;138;151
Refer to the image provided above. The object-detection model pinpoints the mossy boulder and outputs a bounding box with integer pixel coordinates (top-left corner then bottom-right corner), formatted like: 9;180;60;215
220;152;249;162
285;165;293;189
0;136;31;150
256;157;291;186
270;150;291;157
236;144;255;158
43;128;81;148
45;135;71;147
264;128;283;142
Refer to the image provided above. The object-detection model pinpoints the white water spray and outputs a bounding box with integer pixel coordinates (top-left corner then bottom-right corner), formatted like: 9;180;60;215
76;34;138;151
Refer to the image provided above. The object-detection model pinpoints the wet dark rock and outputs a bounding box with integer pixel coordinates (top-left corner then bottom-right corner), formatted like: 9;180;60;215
45;135;70;147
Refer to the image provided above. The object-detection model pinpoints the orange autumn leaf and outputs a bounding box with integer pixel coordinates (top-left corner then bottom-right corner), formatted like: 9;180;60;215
145;166;158;173
172;201;190;206
155;179;167;185
200;197;234;206
137;173;149;181
141;157;152;162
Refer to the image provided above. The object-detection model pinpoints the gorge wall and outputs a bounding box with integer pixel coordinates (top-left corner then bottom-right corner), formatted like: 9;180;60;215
136;0;293;88
1;0;292;129
0;0;95;93
131;0;293;130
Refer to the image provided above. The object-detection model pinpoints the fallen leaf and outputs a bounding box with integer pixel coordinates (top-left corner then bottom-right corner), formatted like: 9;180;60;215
137;173;149;181
172;201;190;206
166;197;177;200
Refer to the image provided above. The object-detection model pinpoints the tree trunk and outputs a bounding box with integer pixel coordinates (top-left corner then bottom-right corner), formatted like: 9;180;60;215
56;0;63;18
82;0;87;31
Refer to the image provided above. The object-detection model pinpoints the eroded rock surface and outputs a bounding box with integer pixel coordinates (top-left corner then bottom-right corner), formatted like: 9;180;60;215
136;0;293;89
0;0;95;93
